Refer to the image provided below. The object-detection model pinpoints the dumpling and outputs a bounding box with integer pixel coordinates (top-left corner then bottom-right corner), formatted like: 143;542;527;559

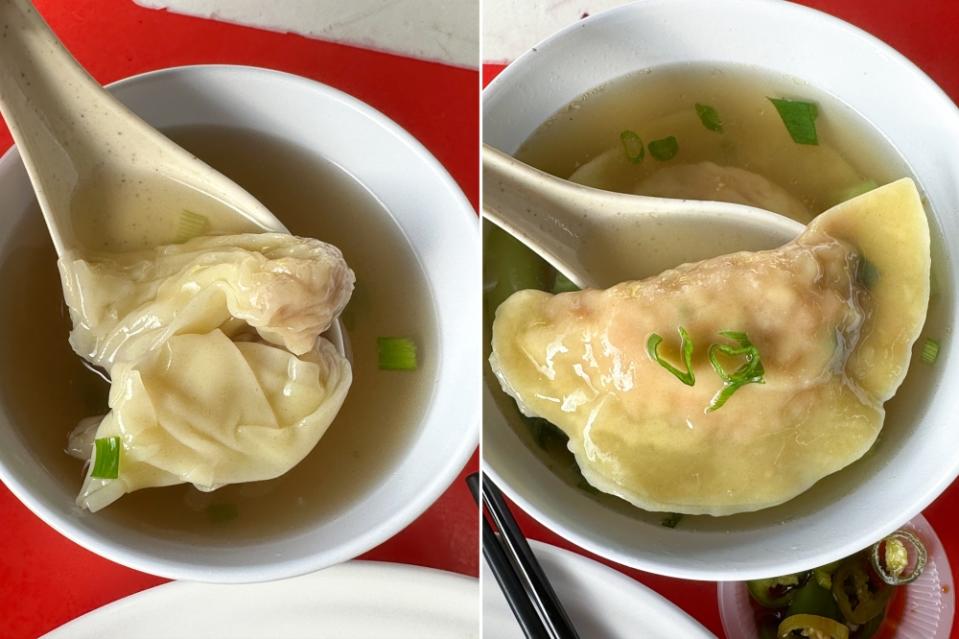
68;332;350;512
572;152;810;221
489;179;929;516
632;162;811;221
567;106;865;217
58;233;354;511
60;233;354;364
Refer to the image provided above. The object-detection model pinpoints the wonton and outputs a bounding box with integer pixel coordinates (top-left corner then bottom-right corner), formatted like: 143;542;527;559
490;179;929;515
60;233;354;511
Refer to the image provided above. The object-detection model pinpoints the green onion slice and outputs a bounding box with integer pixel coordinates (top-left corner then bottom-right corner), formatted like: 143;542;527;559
91;436;121;479
870;529;927;586
707;331;765;412
377;337;418;371
175;210;209;243
921;338;940;365
661;513;684;528
528;417;566;450
857;257;880;289
834;179;879;205
649;136;679;161
768;98;819;145
552;271;580;294
620;130;645;164
646;327;696;386
695;103;723;133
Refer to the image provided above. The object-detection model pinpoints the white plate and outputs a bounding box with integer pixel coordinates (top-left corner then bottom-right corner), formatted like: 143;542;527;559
483;540;715;638
42;561;478;639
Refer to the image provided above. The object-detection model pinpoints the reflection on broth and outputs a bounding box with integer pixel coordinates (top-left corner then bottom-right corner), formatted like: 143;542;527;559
0;126;436;540
485;63;952;524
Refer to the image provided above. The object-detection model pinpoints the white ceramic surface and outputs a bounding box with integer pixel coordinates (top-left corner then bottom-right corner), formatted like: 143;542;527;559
134;0;478;68
482;143;803;289
483;0;959;580
718;515;955;639
42;561;479;638
0;65;479;582
483;540;715;638
482;0;631;63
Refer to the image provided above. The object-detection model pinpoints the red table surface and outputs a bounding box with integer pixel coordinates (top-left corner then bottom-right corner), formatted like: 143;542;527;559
484;1;959;637
0;2;479;638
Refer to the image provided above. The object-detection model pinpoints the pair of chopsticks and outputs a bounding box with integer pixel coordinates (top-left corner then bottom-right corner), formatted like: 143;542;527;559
467;472;580;639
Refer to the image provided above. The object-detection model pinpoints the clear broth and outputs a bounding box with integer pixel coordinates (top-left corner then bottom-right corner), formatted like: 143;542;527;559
0;125;437;541
516;63;904;216
485;63;952;523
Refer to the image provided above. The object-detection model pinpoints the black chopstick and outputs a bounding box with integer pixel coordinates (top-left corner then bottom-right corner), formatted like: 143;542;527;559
468;474;551;638
468;472;580;639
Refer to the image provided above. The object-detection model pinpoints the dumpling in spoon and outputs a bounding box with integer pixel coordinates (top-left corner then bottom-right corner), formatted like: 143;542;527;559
60;233;354;511
490;179;929;515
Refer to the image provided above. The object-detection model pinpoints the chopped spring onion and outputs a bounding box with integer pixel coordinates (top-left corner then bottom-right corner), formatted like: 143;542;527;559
552;271;580;294
661;513;683;528
528;417;566;450
833;179;879;204
647;327;696;386
620;130;645;164
921;338;940;364
485;225;553;315
91;436;121;479
768;98;819;145
175;210;209;243
707;331;765;412
870;529;927;585
857;257;880;289
695;103;723;133
377;337;418;371
207;503;239;524
648;136;679;161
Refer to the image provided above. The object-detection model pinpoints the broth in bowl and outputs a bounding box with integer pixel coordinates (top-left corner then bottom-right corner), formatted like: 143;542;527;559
485;62;949;525
0;125;437;540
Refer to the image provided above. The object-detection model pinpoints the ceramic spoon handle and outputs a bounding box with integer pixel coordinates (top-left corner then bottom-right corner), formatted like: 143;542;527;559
0;0;108;253
482;144;598;288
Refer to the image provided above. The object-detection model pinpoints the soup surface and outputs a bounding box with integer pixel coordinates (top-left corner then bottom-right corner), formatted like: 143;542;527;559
515;63;903;214
0;125;437;540
484;63;951;522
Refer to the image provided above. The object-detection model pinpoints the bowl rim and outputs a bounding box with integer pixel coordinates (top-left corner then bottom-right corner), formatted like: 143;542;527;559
482;0;959;580
0;63;479;582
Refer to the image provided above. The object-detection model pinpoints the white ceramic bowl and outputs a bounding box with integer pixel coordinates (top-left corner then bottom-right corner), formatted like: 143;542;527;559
0;65;479;582
483;0;959;580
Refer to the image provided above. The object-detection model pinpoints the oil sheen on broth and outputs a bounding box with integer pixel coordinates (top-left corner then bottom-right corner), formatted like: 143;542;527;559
486;63;950;520
0;126;436;539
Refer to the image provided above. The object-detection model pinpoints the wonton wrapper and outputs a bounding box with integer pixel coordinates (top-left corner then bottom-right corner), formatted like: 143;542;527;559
59;233;355;511
573;154;811;221
490;179;929;515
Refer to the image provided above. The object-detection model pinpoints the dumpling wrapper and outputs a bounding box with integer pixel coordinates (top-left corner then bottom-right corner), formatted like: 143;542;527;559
70;332;350;512
490;179;929;515
573;154;811;221
60;233;355;365
59;233;354;511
